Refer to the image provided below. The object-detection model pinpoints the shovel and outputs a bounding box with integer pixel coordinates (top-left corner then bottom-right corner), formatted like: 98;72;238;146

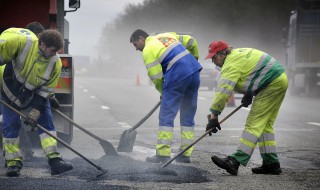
0;99;108;177
161;104;243;168
52;108;118;157
117;101;161;152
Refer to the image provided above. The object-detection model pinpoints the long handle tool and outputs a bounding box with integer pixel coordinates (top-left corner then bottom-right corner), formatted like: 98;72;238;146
0;99;108;177
117;100;161;152
161;104;243;168
52;108;118;157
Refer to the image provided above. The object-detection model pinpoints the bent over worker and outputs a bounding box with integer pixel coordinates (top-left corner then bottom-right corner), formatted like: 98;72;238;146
205;41;288;175
130;29;202;163
0;28;73;177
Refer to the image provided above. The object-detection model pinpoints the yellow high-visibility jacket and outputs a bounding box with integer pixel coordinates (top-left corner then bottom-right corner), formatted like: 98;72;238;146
211;48;285;114
0;28;62;111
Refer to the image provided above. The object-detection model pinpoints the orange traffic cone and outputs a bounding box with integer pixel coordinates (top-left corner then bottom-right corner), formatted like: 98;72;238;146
226;93;236;107
135;74;140;86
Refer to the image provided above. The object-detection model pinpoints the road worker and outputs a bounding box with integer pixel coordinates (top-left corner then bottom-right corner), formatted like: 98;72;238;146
205;41;288;175
0;27;72;177
130;29;202;163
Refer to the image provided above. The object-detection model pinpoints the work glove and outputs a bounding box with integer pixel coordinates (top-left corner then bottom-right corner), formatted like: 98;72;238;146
206;114;221;136
25;108;41;131
241;95;253;107
49;96;60;109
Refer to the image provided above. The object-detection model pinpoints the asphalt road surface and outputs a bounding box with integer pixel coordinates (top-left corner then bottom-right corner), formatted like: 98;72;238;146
0;73;319;190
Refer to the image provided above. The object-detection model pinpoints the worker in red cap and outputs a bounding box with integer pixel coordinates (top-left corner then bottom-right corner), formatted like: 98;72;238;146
205;41;288;175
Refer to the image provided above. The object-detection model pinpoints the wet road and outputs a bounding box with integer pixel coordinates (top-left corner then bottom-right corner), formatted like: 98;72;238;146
0;74;319;189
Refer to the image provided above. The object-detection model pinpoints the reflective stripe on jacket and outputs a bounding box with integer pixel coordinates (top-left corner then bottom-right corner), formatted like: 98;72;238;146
170;32;199;59
142;32;202;94
0;28;62;110
211;48;285;114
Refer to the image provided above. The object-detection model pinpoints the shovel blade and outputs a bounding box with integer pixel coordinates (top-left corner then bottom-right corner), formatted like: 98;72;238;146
99;140;119;157
117;129;137;152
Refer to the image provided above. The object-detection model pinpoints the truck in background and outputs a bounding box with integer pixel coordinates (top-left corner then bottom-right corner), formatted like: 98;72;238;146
285;0;320;96
0;0;80;144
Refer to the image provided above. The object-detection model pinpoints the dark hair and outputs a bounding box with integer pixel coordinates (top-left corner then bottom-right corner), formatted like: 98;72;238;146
130;29;149;42
25;22;44;35
38;29;63;51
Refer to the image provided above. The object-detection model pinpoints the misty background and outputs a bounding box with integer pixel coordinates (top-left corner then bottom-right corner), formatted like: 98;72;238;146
67;0;297;80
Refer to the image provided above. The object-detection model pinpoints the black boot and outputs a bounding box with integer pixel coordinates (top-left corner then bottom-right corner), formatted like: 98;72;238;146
211;156;240;175
6;161;23;177
146;155;171;163
252;162;282;175
175;155;191;163
49;157;73;175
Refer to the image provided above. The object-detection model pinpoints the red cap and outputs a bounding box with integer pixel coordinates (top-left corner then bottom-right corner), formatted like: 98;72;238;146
204;41;228;59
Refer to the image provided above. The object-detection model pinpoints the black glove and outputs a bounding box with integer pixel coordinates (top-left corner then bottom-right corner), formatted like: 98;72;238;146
49;96;60;109
206;114;221;136
241;95;253;107
25;108;41;131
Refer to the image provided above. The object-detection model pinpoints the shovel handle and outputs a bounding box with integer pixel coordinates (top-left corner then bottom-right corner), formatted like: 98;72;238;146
52;108;105;142
0;99;105;172
161;104;243;168
131;100;161;131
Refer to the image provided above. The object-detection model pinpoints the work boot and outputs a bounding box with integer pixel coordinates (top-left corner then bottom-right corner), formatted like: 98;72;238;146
211;155;240;175
175;155;191;163
146;155;171;163
252;162;282;175
6;161;23;177
48;157;73;175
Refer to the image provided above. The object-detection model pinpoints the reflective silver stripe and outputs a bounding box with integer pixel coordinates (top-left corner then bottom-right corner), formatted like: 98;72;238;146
166;49;189;71
241;131;258;144
39;131;57;140
2;80;22;107
146;60;161;69
215;86;233;95
239;143;254;155
186;38;194;49
15;35;33;73
220;79;236;87
149;72;163;80
3;137;20;144
39;86;55;92
43;55;58;81
258;133;275;142
181;138;193;145
0;39;5;42
43;145;58;155
157;139;172;145
3;138;22;160
5;151;22;160
181;126;194;132
251;57;276;92
179;35;183;44
37;90;51;98
259;145;277;154
242;53;268;92
158;41;180;62
159;126;174;132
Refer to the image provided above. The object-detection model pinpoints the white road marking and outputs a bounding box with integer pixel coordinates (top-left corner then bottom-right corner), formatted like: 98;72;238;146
307;122;320;126
198;97;206;100
78;85;83;88
83;89;88;92
101;105;110;110
230;136;239;138
90;96;96;99
118;122;132;128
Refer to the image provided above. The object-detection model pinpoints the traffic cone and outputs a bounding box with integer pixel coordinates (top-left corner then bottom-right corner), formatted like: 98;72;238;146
135;74;140;86
226;93;236;107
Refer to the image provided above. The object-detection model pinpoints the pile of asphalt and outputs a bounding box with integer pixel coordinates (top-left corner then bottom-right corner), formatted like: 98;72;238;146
70;155;210;183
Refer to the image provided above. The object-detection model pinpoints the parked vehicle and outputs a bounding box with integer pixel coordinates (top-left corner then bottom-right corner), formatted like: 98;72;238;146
284;0;320;96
